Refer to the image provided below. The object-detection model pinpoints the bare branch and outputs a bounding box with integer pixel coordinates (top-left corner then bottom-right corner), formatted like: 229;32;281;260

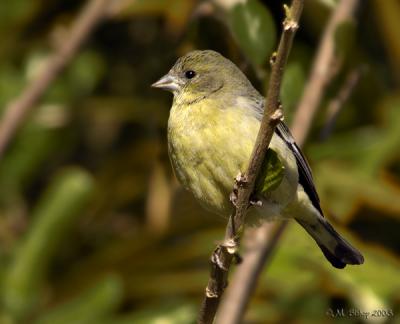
291;0;359;145
197;1;304;323
0;0;115;160
215;1;360;323
215;223;287;324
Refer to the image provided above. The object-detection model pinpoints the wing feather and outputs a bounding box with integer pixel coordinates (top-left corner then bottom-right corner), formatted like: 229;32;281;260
244;95;323;215
275;122;324;215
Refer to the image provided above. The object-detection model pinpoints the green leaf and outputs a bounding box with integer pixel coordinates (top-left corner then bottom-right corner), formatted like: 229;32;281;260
229;0;276;66
256;148;285;195
281;61;306;121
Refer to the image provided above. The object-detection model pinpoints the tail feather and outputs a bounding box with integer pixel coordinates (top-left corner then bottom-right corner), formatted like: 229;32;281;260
296;217;364;269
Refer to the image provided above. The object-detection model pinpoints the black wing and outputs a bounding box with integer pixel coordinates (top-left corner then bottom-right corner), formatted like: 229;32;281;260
275;122;324;216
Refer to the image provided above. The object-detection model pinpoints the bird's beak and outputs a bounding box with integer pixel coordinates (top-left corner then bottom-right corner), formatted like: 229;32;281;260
151;74;180;92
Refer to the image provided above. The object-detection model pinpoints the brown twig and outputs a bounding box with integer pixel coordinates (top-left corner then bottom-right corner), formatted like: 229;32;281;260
291;0;359;145
0;0;115;160
197;1;304;323
215;1;360;323
215;222;287;324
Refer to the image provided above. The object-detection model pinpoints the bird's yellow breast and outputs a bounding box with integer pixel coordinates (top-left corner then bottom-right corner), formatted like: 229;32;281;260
168;96;298;216
168;97;255;214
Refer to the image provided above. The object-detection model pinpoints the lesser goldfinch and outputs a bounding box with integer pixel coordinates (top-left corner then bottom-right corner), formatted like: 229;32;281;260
152;50;364;268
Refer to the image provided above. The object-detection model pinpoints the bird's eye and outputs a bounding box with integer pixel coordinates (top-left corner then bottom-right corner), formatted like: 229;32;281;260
185;70;196;79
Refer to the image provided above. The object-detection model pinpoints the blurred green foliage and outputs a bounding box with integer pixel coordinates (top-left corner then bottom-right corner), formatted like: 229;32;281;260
229;0;276;66
0;0;399;323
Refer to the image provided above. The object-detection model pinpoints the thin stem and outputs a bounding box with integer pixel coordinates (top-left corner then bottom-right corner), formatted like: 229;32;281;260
216;222;287;324
197;1;304;323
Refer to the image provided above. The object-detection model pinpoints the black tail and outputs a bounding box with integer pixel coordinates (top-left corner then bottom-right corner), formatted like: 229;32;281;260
296;217;364;269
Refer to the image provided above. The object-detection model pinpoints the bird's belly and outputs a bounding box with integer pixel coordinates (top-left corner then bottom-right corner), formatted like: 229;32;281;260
169;125;250;215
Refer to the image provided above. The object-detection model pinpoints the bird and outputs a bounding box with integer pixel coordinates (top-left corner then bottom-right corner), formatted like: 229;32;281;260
152;49;364;269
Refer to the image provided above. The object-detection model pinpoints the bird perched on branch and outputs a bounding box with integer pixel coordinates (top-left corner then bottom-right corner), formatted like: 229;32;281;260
152;50;364;269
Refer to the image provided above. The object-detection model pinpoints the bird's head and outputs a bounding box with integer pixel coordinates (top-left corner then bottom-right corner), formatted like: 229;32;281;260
152;50;251;103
